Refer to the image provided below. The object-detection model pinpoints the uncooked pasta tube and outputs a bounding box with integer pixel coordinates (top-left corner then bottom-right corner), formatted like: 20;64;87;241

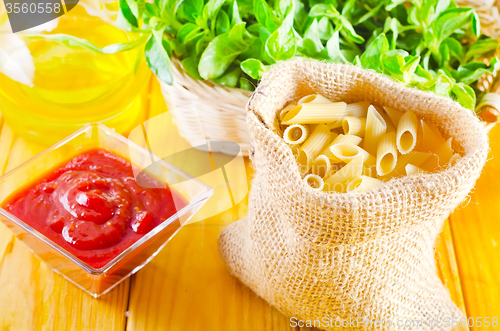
284;124;309;145
376;132;398;176
282;102;347;124
342;116;366;137
363;105;387;155
304;174;325;190
396;111;418;154
297;124;331;175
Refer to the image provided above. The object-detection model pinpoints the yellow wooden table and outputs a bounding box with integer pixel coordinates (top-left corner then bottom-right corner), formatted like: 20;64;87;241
0;78;499;331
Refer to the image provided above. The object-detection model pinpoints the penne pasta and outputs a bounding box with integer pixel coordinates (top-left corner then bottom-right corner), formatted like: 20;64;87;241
327;120;343;130
320;134;362;163
344;101;370;117
323;155;364;192
362;165;376;177
363;105;387;155
297;124;331;175
347;176;383;193
283;124;309;145
376;132;398;176
279;103;297;122
342;116;366;137
383;106;403;127
418;119;446;153
278;93;457;189
384;151;432;177
420;138;454;171
304;174;325;191
298;94;332;104
330;143;376;166
379;111;396;133
396;111;418;154
282;102;346;124
405;164;427;175
311;155;331;178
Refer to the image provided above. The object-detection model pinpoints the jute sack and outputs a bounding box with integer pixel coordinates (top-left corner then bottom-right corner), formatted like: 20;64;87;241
218;59;489;330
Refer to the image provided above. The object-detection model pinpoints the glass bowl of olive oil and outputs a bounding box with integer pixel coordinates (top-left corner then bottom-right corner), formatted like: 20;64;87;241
0;4;151;145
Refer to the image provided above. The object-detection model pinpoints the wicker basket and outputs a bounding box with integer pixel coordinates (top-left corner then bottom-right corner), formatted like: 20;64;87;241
160;1;500;156
158;60;252;156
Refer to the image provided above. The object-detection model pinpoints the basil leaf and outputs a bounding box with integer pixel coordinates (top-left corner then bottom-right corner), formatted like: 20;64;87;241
228;23;249;43
309;4;330;18
326;28;347;63
177;24;202;44
304;19;324;53
240;38;263;60
360;34;389;73
465;38;499;62
384;18;401;49
278;0;293;17
239;77;254;91
452;83;475;110
457;58;500;85
309;0;337;7
265;8;296;61
181;56;202;80
317;17;334;41
212;65;242;87
231;0;243;26
310;4;364;44
143;3;160;24
178;0;204;23
386;0;406;12
241;59;267;79
381;49;408;76
199;28;249;79
433;8;476;44
356;1;385;25
119;0;139;28
441;37;464;62
438;42;451;67
203;0;227;21
401;55;420;84
254;0;269;28
145;33;173;84
216;11;230;35
292;0;308;32
471;10;480;37
337;14;364;44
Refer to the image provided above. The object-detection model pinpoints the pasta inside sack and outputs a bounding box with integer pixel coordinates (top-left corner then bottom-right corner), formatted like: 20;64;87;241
279;94;460;193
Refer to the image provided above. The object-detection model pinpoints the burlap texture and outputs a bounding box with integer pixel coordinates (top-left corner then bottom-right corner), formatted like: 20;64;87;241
218;59;489;330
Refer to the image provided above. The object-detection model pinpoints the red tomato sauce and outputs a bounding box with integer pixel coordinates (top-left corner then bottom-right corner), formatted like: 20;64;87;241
2;149;186;268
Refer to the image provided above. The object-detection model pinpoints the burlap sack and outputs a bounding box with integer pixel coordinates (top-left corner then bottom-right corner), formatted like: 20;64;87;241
218;59;489;330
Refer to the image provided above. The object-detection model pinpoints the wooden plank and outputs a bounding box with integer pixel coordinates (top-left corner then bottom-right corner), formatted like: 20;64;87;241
126;85;294;330
0;134;130;330
449;125;500;326
126;159;295;331
436;220;470;331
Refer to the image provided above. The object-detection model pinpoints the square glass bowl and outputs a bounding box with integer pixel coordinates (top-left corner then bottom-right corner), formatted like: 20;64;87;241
0;123;213;297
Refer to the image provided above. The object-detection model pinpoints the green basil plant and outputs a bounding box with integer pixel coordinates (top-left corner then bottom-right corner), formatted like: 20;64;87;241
37;0;500;110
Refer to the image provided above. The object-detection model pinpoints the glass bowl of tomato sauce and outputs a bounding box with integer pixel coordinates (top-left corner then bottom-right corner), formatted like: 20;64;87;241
0;123;213;297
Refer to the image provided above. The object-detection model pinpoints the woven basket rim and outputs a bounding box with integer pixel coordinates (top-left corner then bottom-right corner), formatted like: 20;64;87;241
171;57;253;97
